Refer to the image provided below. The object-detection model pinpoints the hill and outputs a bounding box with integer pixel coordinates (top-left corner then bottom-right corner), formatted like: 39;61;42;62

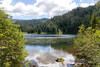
14;18;49;33
34;6;96;34
15;6;96;34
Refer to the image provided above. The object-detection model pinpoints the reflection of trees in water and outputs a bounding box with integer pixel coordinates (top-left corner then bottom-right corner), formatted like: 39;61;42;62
25;38;56;45
51;38;75;54
25;38;75;67
26;38;75;54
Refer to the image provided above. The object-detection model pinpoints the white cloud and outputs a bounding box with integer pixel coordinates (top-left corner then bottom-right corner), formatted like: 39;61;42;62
0;0;97;18
33;0;78;17
80;3;95;8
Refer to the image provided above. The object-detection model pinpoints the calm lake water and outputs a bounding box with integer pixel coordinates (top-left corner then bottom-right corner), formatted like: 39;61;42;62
24;34;76;67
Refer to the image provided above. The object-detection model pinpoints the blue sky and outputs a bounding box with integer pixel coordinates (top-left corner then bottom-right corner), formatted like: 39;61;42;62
0;0;98;19
11;0;36;5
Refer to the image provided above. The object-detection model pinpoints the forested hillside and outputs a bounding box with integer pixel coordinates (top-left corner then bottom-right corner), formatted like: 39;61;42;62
14;18;49;33
15;6;96;34
51;6;95;34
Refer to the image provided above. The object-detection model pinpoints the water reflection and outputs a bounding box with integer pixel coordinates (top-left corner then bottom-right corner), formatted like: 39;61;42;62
25;34;76;67
26;44;51;52
25;45;75;67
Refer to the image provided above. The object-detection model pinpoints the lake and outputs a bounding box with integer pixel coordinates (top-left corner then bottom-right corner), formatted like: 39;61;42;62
24;34;76;67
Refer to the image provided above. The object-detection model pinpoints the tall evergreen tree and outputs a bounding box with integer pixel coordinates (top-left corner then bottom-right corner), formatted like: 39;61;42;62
90;13;97;29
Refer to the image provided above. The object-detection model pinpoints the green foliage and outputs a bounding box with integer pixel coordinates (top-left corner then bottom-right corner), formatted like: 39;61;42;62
96;1;100;17
74;12;100;67
74;2;100;66
40;32;47;34
15;18;49;33
74;27;100;67
24;61;32;67
0;10;27;67
90;13;97;29
58;29;63;35
35;21;60;34
34;6;95;34
51;6;95;34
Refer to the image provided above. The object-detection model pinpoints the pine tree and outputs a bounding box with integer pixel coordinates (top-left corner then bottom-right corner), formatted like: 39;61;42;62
90;13;97;29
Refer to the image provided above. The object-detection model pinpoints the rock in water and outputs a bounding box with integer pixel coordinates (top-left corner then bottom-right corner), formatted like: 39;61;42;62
24;60;39;67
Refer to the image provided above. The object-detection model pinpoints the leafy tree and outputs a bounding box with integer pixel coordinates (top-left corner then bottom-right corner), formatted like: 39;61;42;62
74;25;100;67
0;10;27;67
74;5;100;66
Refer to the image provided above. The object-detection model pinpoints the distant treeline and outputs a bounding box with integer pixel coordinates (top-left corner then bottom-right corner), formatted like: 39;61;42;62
15;6;96;34
14;18;49;33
